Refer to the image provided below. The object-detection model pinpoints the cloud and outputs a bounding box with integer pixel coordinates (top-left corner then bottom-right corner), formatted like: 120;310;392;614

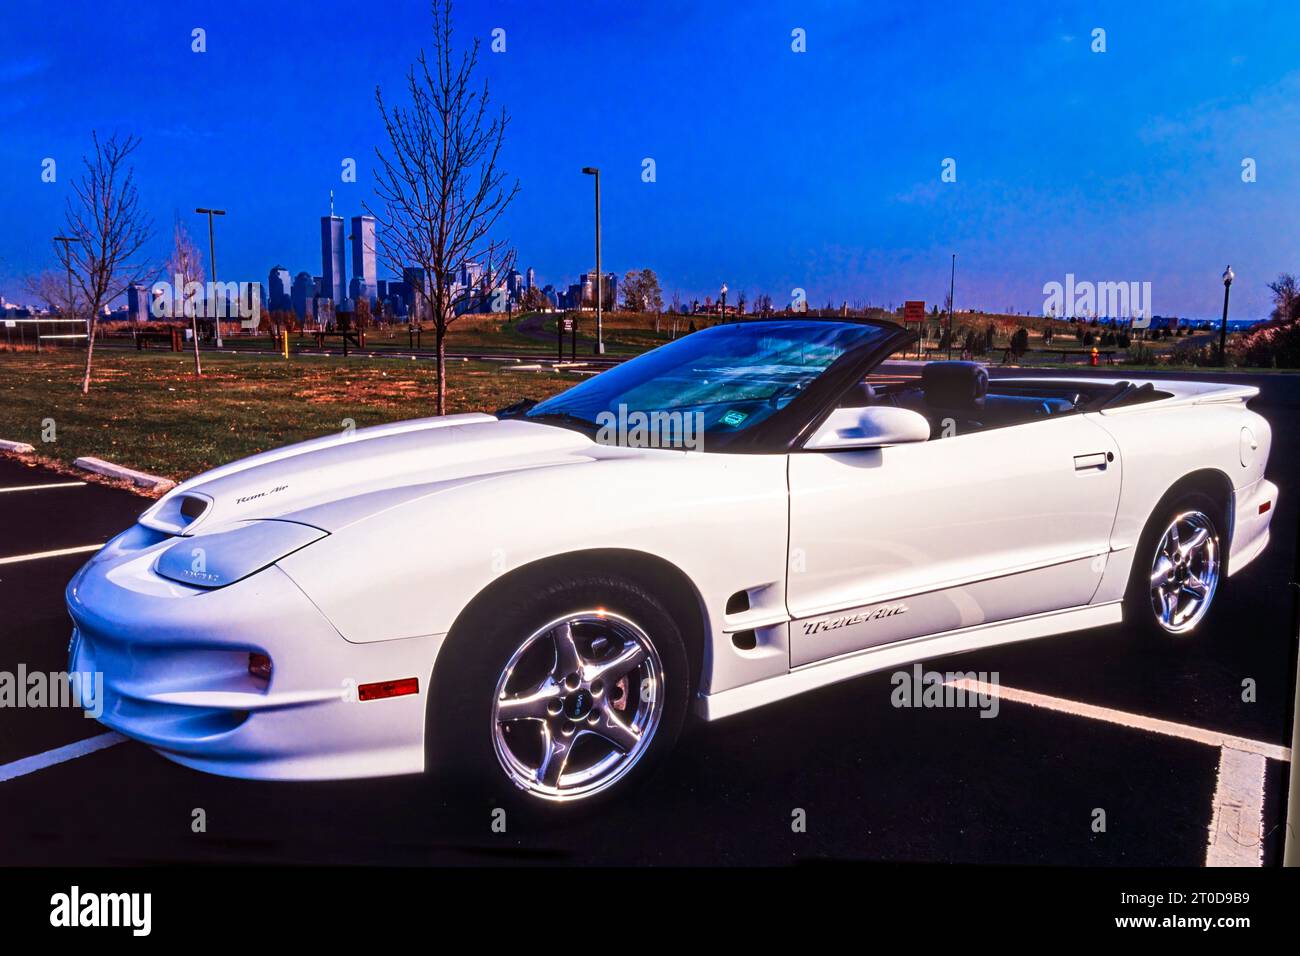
0;56;50;85
1138;71;1300;153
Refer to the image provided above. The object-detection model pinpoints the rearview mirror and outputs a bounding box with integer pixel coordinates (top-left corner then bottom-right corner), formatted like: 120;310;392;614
805;405;931;450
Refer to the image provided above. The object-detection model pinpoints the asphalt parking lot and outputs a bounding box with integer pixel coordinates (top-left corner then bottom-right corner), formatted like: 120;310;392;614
0;370;1296;866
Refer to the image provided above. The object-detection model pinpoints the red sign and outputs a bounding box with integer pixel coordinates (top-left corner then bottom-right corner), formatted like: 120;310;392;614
903;300;926;324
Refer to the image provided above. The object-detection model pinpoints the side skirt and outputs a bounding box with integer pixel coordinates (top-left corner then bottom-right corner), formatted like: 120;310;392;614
696;602;1123;721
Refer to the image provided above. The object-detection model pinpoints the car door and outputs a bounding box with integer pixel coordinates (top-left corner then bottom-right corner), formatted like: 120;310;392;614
785;413;1121;667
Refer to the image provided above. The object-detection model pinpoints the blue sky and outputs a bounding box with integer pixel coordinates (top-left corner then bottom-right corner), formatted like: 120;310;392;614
1;0;1296;319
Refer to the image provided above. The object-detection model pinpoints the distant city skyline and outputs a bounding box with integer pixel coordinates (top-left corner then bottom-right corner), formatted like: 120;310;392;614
1;1;1297;320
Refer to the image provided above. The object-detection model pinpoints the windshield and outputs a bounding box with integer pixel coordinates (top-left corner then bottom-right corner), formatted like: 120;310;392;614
524;320;891;449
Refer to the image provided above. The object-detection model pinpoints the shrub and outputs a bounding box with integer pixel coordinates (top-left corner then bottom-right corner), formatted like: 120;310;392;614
1009;327;1029;357
1237;320;1300;368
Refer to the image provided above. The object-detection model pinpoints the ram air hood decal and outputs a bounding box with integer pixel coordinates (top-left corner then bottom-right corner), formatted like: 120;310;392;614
142;415;597;534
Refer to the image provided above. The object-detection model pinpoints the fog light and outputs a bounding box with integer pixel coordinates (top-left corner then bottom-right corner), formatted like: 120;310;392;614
248;652;273;682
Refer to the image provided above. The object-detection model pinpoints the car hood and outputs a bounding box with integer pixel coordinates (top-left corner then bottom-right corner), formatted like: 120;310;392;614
139;414;599;535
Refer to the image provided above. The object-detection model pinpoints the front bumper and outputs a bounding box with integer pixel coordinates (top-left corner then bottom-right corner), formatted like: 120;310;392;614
66;529;441;780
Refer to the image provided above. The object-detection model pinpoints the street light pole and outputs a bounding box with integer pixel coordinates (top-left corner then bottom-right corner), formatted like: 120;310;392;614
196;207;226;347
52;235;79;355
1220;265;1234;368
582;168;603;354
720;284;728;323
947;253;956;361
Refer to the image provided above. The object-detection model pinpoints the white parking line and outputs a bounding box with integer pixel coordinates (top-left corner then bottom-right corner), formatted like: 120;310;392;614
946;678;1288;868
0;544;103;566
1205;747;1266;867
0;732;126;783
945;678;1291;761
0;481;86;494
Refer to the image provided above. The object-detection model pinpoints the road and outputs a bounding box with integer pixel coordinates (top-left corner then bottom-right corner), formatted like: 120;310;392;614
0;369;1295;865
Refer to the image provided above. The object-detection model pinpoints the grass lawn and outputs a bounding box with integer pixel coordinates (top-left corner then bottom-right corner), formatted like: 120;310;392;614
0;350;584;482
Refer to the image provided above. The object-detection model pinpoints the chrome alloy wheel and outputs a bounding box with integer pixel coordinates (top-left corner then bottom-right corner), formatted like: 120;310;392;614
1149;510;1221;634
491;611;664;801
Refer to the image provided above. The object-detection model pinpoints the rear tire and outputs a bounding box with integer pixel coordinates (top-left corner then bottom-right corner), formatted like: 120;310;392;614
1126;490;1225;640
427;572;690;819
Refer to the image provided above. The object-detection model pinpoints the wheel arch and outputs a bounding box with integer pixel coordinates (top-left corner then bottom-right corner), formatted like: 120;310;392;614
1149;468;1235;548
438;548;711;694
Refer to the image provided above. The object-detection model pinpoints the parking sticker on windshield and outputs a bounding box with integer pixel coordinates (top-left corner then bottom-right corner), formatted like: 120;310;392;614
720;410;749;427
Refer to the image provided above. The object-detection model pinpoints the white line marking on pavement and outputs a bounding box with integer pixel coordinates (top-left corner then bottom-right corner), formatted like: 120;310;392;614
945;678;1287;868
0;544;103;565
945;678;1291;762
0;732;127;783
1205;747;1266;867
0;481;86;493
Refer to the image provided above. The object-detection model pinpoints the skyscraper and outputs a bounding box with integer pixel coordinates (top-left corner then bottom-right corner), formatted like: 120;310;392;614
350;215;377;306
320;215;346;305
267;266;292;312
291;271;316;321
403;267;426;322
127;283;150;322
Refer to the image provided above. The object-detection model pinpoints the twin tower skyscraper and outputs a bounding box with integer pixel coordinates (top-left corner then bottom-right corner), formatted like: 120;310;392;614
321;202;377;307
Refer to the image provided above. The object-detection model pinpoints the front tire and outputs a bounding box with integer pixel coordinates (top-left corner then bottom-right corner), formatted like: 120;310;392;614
1127;491;1224;639
427;572;690;815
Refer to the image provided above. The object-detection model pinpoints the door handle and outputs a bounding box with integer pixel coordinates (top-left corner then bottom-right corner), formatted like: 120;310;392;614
1073;452;1110;471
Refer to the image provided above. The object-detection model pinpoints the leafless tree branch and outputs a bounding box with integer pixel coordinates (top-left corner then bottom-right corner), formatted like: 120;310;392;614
56;131;155;393
365;0;519;413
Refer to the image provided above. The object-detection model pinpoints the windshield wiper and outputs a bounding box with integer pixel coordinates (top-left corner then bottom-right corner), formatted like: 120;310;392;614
525;411;598;435
496;398;537;418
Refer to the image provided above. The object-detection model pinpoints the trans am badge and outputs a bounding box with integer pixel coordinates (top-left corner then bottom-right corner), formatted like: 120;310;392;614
802;603;910;636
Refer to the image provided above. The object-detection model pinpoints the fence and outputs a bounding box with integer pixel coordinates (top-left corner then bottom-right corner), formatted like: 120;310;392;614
1;318;90;351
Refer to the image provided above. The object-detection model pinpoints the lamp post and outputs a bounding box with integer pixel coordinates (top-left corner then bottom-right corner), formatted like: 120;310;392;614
720;283;728;322
52;235;80;355
195;207;226;347
581;168;604;354
1219;265;1234;368
947;253;956;361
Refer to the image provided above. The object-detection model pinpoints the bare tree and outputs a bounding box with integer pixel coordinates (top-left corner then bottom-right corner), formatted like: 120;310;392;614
23;270;84;318
367;0;519;414
56;132;154;393
166;218;205;375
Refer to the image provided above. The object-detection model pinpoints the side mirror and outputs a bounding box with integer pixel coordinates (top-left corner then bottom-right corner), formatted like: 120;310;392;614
805;405;931;450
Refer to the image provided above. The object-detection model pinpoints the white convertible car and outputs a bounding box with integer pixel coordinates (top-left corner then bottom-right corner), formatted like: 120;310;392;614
67;319;1277;807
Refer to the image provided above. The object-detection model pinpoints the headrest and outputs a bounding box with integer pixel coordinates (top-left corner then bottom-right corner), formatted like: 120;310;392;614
922;361;988;410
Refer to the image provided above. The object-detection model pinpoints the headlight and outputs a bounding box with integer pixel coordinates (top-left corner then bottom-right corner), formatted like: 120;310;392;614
154;520;327;589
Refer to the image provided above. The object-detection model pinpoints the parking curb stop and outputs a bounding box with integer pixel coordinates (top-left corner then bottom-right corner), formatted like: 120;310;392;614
0;438;36;454
73;456;176;493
